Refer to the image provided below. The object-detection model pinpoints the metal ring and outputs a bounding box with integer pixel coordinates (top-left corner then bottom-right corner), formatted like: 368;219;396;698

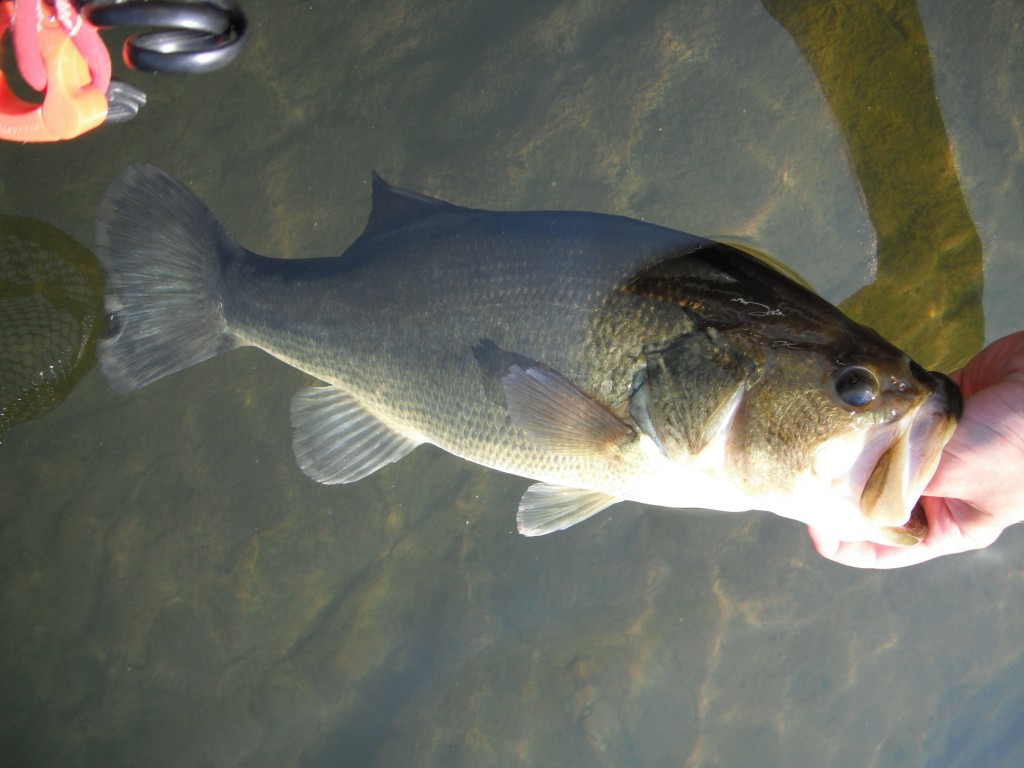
79;1;247;74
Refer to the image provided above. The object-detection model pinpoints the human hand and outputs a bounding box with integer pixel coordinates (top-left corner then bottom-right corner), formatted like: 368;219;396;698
809;331;1024;568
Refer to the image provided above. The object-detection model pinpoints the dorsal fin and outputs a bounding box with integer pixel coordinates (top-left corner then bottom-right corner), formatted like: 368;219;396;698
363;173;461;236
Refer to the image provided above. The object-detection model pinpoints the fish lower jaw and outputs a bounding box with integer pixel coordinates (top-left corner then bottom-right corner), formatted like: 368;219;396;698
762;491;881;542
761;474;919;546
623;456;899;545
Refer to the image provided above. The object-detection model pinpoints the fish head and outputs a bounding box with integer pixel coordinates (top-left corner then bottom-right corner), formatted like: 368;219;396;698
811;342;960;546
723;328;962;546
626;243;962;546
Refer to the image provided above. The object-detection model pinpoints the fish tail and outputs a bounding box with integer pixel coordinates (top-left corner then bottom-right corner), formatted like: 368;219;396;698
95;164;241;393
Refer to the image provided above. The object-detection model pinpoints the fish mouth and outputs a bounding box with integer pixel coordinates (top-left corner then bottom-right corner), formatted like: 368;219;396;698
859;371;962;546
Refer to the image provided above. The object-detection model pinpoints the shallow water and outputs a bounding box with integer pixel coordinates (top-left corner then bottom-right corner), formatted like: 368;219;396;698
1;1;1022;766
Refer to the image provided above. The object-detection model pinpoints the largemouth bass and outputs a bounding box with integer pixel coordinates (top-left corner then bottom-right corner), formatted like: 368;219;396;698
96;165;961;546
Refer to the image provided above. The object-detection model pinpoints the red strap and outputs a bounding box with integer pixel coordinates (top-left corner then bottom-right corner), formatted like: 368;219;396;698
1;0;108;141
11;0;48;91
10;0;110;94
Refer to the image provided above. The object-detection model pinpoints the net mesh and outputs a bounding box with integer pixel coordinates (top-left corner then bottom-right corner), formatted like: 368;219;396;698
0;217;103;442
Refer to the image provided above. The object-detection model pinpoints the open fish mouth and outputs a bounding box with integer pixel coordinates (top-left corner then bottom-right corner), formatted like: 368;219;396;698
859;370;962;546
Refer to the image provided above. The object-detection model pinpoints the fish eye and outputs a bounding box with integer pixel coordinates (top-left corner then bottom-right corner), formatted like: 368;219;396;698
834;366;878;407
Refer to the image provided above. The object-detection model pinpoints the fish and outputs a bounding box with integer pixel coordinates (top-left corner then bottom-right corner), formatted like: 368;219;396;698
95;164;961;546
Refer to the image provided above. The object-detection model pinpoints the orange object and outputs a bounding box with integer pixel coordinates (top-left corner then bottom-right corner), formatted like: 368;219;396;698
1;0;108;142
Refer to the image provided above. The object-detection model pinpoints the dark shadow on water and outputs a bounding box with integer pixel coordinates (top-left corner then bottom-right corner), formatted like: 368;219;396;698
763;0;984;371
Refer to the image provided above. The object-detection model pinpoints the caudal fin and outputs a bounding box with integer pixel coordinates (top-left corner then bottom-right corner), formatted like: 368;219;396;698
95;164;242;392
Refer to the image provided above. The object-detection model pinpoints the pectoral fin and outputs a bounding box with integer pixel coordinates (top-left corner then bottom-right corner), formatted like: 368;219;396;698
517;482;620;536
291;385;421;484
501;365;633;456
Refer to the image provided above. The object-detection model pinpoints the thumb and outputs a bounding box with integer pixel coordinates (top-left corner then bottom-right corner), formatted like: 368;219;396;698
807;525;841;559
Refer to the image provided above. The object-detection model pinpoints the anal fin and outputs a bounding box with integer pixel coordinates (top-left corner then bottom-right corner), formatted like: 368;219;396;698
291;385;420;484
517;482;619;536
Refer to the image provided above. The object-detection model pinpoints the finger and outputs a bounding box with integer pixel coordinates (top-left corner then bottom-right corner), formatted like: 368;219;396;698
807;525;944;569
806;525;840;559
960;331;1024;395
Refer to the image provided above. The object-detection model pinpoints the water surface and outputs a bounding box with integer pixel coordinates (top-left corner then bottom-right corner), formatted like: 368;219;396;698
1;1;1022;766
